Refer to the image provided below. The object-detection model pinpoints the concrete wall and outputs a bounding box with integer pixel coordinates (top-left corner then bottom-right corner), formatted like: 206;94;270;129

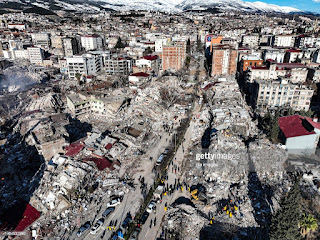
286;134;319;155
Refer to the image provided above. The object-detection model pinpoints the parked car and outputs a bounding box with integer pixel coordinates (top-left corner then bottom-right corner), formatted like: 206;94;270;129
156;154;165;165
102;207;115;218
90;218;104;234
140;211;149;224
120;212;132;231
129;227;141;240
146;201;156;213
77;222;91;237
163;148;170;155
107;198;121;208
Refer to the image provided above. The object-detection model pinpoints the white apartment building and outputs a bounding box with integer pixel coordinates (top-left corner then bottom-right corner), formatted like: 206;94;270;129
313;50;320;64
31;33;51;48
263;49;286;63
105;58;132;75
272;35;295;47
242;34;260;47
155;38;168;53
253;78;314;111
27;47;44;65
66;92;125;117
63;37;79;57
135;55;159;72
81;35;103;51
247;63;308;84
284;50;304;63
66;53;102;79
296;36;320;48
8;23;26;31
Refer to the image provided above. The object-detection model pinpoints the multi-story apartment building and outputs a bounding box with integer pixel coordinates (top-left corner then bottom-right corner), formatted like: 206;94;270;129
240;55;263;72
242;34;260;47
51;35;63;49
31;33;51;48
80;35;103;51
66;92;124;117
62;37;79;57
211;45;237;76
155;38;168;52
8;23;26;31
161;42;186;71
66;53;102;79
295;35;320;48
313;50;320;64
252;78;314;111
271;35;295;47
27;47;44;65
262;48;286;63
105;58;131;75
135;55;160;73
247;62;308;84
284;49;304;63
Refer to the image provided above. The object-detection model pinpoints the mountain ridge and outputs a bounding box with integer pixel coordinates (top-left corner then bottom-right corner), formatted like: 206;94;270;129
0;0;307;14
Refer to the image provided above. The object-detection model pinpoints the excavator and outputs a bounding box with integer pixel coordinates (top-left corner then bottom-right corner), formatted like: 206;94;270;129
190;184;208;204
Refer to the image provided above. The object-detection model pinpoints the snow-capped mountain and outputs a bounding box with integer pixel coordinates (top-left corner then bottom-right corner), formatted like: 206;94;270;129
176;0;301;13
94;0;301;13
0;0;302;14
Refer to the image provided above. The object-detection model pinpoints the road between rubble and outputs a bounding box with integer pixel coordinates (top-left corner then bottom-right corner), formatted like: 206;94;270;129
139;99;202;240
125;91;202;240
66;114;185;240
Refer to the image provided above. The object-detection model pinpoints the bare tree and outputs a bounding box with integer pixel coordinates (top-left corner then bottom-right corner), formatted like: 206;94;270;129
160;87;179;108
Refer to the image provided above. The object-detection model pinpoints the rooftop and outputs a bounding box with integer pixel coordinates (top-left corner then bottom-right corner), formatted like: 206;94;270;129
278;115;317;138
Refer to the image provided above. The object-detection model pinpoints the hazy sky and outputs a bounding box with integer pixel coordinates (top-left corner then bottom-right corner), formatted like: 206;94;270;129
245;0;320;13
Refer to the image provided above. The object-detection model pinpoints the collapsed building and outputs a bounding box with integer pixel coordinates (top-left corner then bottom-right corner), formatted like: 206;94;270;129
162;77;290;239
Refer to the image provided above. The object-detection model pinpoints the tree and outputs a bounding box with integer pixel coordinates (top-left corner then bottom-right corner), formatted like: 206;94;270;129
300;213;318;239
298;109;313;118
270;110;280;143
114;37;125;49
287;107;295;116
143;47;153;56
270;177;301;240
185;56;191;68
75;72;81;82
186;38;191;54
160;87;178;108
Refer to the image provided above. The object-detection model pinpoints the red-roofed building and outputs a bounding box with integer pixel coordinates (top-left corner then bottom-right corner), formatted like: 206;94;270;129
82;156;112;170
284;49;303;63
279;115;320;154
136;55;160;73
129;72;151;89
247;62;308;84
0;202;41;232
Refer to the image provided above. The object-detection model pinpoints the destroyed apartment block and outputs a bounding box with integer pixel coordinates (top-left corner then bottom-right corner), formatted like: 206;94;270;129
30;158;95;215
66;91;128;118
25;117;69;161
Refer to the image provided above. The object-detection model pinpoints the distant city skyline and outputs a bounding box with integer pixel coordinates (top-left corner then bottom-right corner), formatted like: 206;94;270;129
245;0;320;13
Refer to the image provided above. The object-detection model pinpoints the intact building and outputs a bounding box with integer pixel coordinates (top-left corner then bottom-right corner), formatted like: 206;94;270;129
31;33;51;48
272;35;295;47
105;58;131;75
81;35;103;51
27;47;44;65
211;45;237;76
252;78;314;111
63;37;79;57
279;115;320;155
161;42;186;71
66;54;102;79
